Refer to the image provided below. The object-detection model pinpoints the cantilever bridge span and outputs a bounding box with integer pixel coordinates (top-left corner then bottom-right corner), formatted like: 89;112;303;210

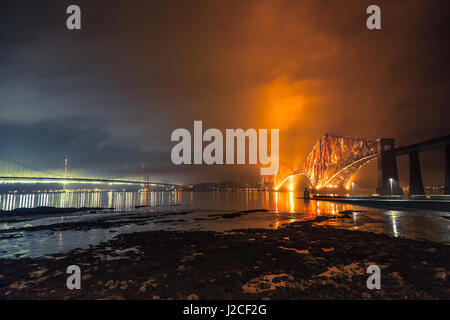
273;134;450;196
274;134;378;190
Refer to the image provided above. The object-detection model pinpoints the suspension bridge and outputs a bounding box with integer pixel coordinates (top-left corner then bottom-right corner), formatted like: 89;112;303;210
0;154;180;189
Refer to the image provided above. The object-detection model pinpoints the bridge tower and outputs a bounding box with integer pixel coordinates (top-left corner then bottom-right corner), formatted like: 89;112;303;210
409;151;425;196
445;144;450;195
143;176;150;192
376;138;403;196
64;156;69;176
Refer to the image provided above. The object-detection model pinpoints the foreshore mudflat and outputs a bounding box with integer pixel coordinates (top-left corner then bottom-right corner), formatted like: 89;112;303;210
1;217;449;300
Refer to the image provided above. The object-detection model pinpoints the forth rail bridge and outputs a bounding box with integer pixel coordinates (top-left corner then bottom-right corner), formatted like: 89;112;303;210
270;133;450;197
1;133;450;199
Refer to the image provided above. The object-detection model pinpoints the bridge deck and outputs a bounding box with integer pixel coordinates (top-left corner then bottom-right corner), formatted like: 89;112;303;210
0;176;179;187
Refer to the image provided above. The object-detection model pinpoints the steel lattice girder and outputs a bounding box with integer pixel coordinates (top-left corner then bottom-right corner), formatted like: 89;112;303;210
300;134;377;188
273;161;293;187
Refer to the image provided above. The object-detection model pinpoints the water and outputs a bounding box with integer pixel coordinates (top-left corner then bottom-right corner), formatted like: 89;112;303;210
0;190;449;258
0;191;181;211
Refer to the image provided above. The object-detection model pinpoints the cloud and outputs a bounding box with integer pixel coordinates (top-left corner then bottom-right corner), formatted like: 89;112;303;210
0;0;449;185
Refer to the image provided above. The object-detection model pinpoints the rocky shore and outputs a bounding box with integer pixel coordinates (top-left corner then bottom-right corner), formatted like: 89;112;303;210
0;216;449;300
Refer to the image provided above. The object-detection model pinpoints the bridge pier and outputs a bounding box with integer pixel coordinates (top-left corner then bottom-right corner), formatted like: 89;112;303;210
409;151;425;197
376;138;403;196
445;144;450;195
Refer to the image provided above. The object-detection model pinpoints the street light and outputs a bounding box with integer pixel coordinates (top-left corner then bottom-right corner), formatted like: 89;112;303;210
351;182;355;193
389;178;394;195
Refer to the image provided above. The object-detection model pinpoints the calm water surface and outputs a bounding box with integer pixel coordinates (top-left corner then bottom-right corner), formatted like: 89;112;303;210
0;191;449;258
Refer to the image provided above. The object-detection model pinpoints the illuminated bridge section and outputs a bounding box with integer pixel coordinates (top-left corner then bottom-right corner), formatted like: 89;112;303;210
276;134;378;190
0;176;177;187
0;154;179;188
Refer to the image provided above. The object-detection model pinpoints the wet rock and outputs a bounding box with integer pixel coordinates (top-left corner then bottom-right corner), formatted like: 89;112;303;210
361;292;371;299
106;280;118;289
29;268;48;278
316;257;326;262
82;274;93;281
302;255;319;268
36;276;48;283
294;281;304;291
258;283;271;290
9;281;25;289
326;279;339;288
434;271;447;280
104;295;125;300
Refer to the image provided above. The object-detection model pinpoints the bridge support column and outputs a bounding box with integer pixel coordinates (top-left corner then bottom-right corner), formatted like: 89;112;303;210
409;151;425;197
376;138;403;196
445;144;450;195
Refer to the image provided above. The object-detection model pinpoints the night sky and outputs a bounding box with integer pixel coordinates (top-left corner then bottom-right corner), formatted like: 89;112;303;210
1;0;449;187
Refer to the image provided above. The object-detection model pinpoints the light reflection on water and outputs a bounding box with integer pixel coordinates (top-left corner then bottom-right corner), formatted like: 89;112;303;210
0;190;355;214
0;191;184;211
0;190;449;258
